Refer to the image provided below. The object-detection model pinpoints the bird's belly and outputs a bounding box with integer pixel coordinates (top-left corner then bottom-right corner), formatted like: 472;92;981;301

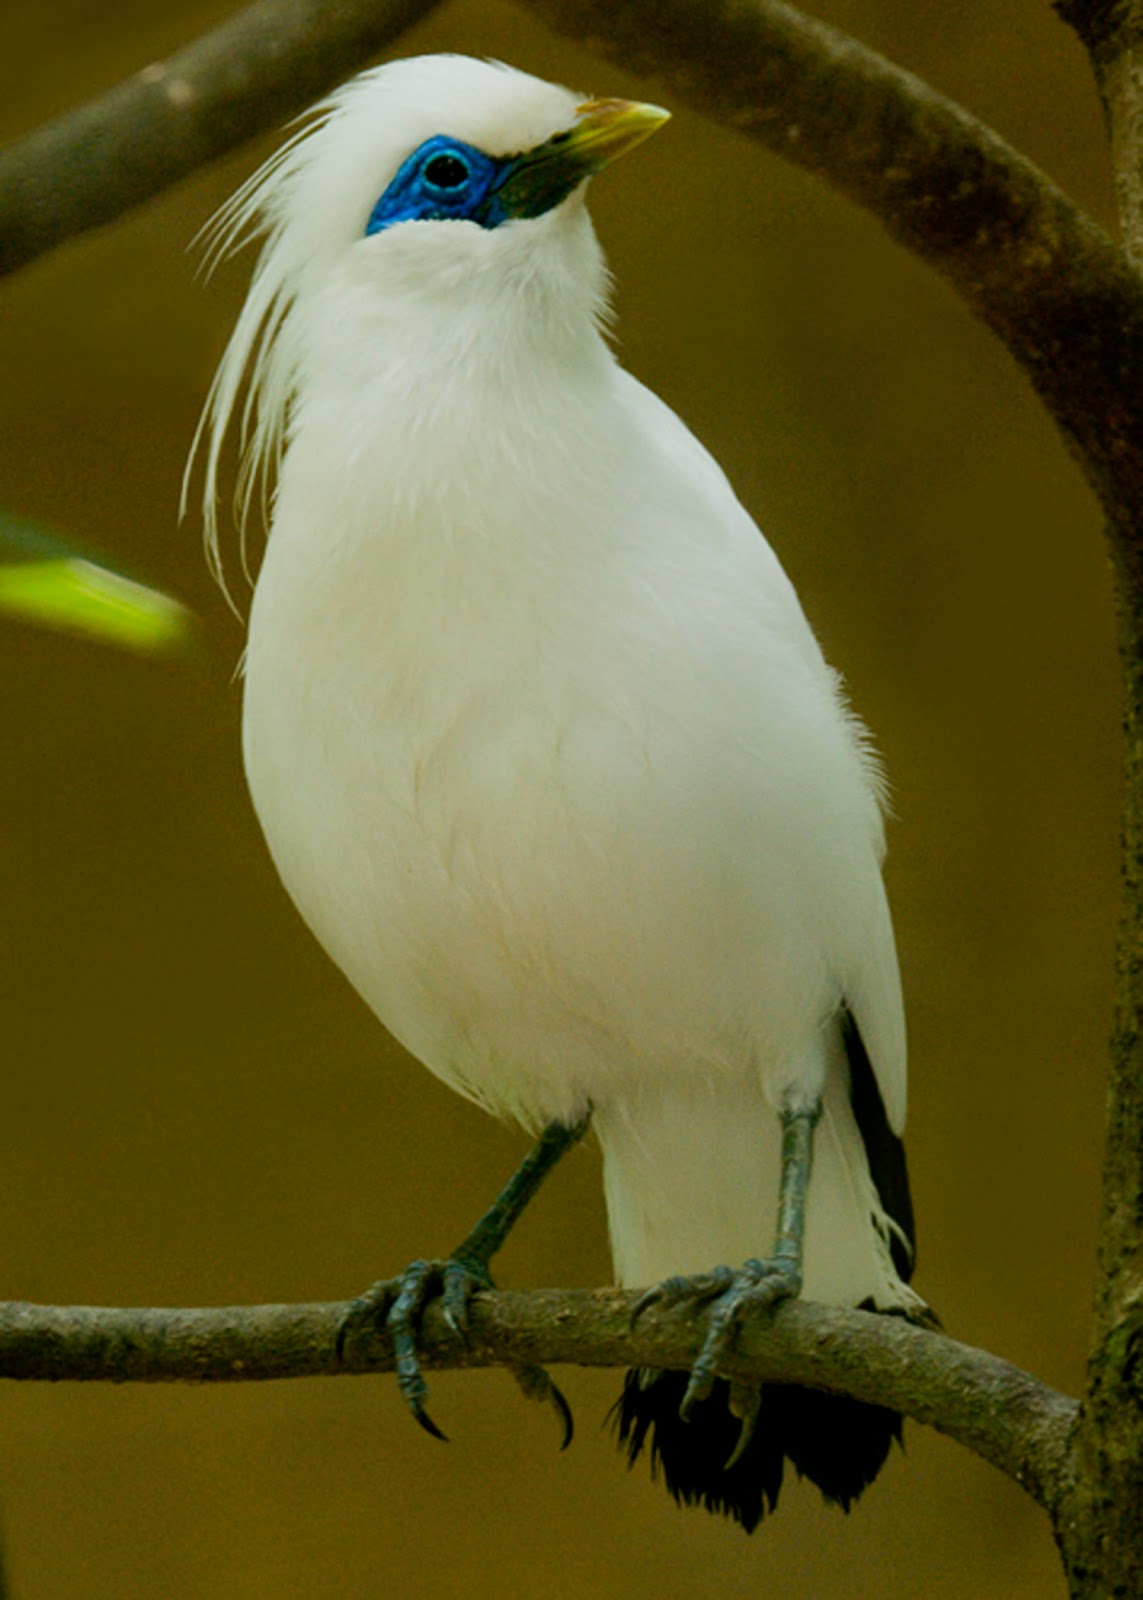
242;553;852;1128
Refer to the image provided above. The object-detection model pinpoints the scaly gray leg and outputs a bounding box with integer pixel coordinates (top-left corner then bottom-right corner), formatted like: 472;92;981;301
338;1111;591;1444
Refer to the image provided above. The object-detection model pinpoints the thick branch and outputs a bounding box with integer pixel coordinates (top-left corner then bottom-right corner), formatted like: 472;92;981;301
1078;0;1143;1346
0;1291;1076;1515
1037;7;1143;1591
0;0;440;279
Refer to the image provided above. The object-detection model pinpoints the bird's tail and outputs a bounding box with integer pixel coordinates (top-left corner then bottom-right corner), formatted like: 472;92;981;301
611;1356;905;1532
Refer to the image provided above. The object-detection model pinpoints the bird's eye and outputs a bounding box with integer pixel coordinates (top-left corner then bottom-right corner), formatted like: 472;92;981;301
365;138;497;235
423;153;470;191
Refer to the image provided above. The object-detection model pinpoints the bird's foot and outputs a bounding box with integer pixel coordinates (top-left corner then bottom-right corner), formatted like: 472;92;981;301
336;1257;574;1447
632;1256;802;1461
336;1256;493;1440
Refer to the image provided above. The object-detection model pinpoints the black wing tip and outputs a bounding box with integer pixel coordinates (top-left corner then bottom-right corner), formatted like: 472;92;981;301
611;1367;903;1532
840;1005;918;1282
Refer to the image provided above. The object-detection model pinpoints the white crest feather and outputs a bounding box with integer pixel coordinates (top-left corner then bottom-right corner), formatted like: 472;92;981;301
181;106;336;607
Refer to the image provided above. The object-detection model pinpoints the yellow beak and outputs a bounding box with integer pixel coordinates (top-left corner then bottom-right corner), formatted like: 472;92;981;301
493;98;671;220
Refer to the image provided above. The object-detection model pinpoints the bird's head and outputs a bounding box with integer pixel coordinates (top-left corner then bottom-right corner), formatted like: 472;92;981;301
188;55;668;593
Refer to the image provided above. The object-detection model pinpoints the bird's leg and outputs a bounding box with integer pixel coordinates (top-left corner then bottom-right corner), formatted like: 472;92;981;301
631;1099;821;1461
337;1110;591;1446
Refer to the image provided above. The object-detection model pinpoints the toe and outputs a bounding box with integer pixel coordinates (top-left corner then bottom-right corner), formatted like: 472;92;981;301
441;1257;492;1338
335;1277;398;1362
631;1265;736;1326
387;1259;436;1343
388;1261;449;1440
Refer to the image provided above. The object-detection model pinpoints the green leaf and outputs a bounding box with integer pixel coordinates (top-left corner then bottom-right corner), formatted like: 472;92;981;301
0;514;191;653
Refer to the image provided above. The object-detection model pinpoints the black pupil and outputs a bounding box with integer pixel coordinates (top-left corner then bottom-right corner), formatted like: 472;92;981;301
424;154;469;190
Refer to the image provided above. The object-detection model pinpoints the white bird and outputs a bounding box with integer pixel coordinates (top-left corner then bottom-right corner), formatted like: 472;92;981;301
191;53;930;1531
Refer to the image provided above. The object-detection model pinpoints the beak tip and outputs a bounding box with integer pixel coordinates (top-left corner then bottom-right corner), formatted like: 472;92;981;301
567;97;673;168
575;96;672;127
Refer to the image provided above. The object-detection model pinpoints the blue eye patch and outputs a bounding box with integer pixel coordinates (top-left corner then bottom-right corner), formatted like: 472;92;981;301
365;136;516;235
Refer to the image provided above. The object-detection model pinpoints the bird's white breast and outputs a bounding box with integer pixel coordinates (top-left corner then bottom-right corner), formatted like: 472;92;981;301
243;318;887;1130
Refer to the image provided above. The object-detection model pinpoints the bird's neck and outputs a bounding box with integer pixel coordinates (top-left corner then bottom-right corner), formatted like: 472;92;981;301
299;272;609;417
281;285;616;540
286;200;609;419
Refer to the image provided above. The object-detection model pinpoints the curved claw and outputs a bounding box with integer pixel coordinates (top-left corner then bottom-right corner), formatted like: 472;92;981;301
513;1362;576;1450
679;1351;719;1419
724;1381;762;1470
408;1397;449;1443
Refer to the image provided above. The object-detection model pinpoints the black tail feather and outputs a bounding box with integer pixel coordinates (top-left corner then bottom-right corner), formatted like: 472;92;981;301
612;1367;902;1533
776;1382;903;1509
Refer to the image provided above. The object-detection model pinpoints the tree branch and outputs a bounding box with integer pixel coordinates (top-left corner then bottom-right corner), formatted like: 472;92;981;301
1029;6;1143;1590
0;1291;1076;1515
0;0;441;279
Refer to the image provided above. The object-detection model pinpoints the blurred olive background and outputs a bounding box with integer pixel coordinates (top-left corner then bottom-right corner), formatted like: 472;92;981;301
0;2;1119;1595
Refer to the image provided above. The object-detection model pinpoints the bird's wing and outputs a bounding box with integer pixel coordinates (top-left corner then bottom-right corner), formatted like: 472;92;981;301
843;874;907;1136
615;367;910;1138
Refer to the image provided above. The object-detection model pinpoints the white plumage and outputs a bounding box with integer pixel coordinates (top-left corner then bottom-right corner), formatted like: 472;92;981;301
193;53;926;1528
